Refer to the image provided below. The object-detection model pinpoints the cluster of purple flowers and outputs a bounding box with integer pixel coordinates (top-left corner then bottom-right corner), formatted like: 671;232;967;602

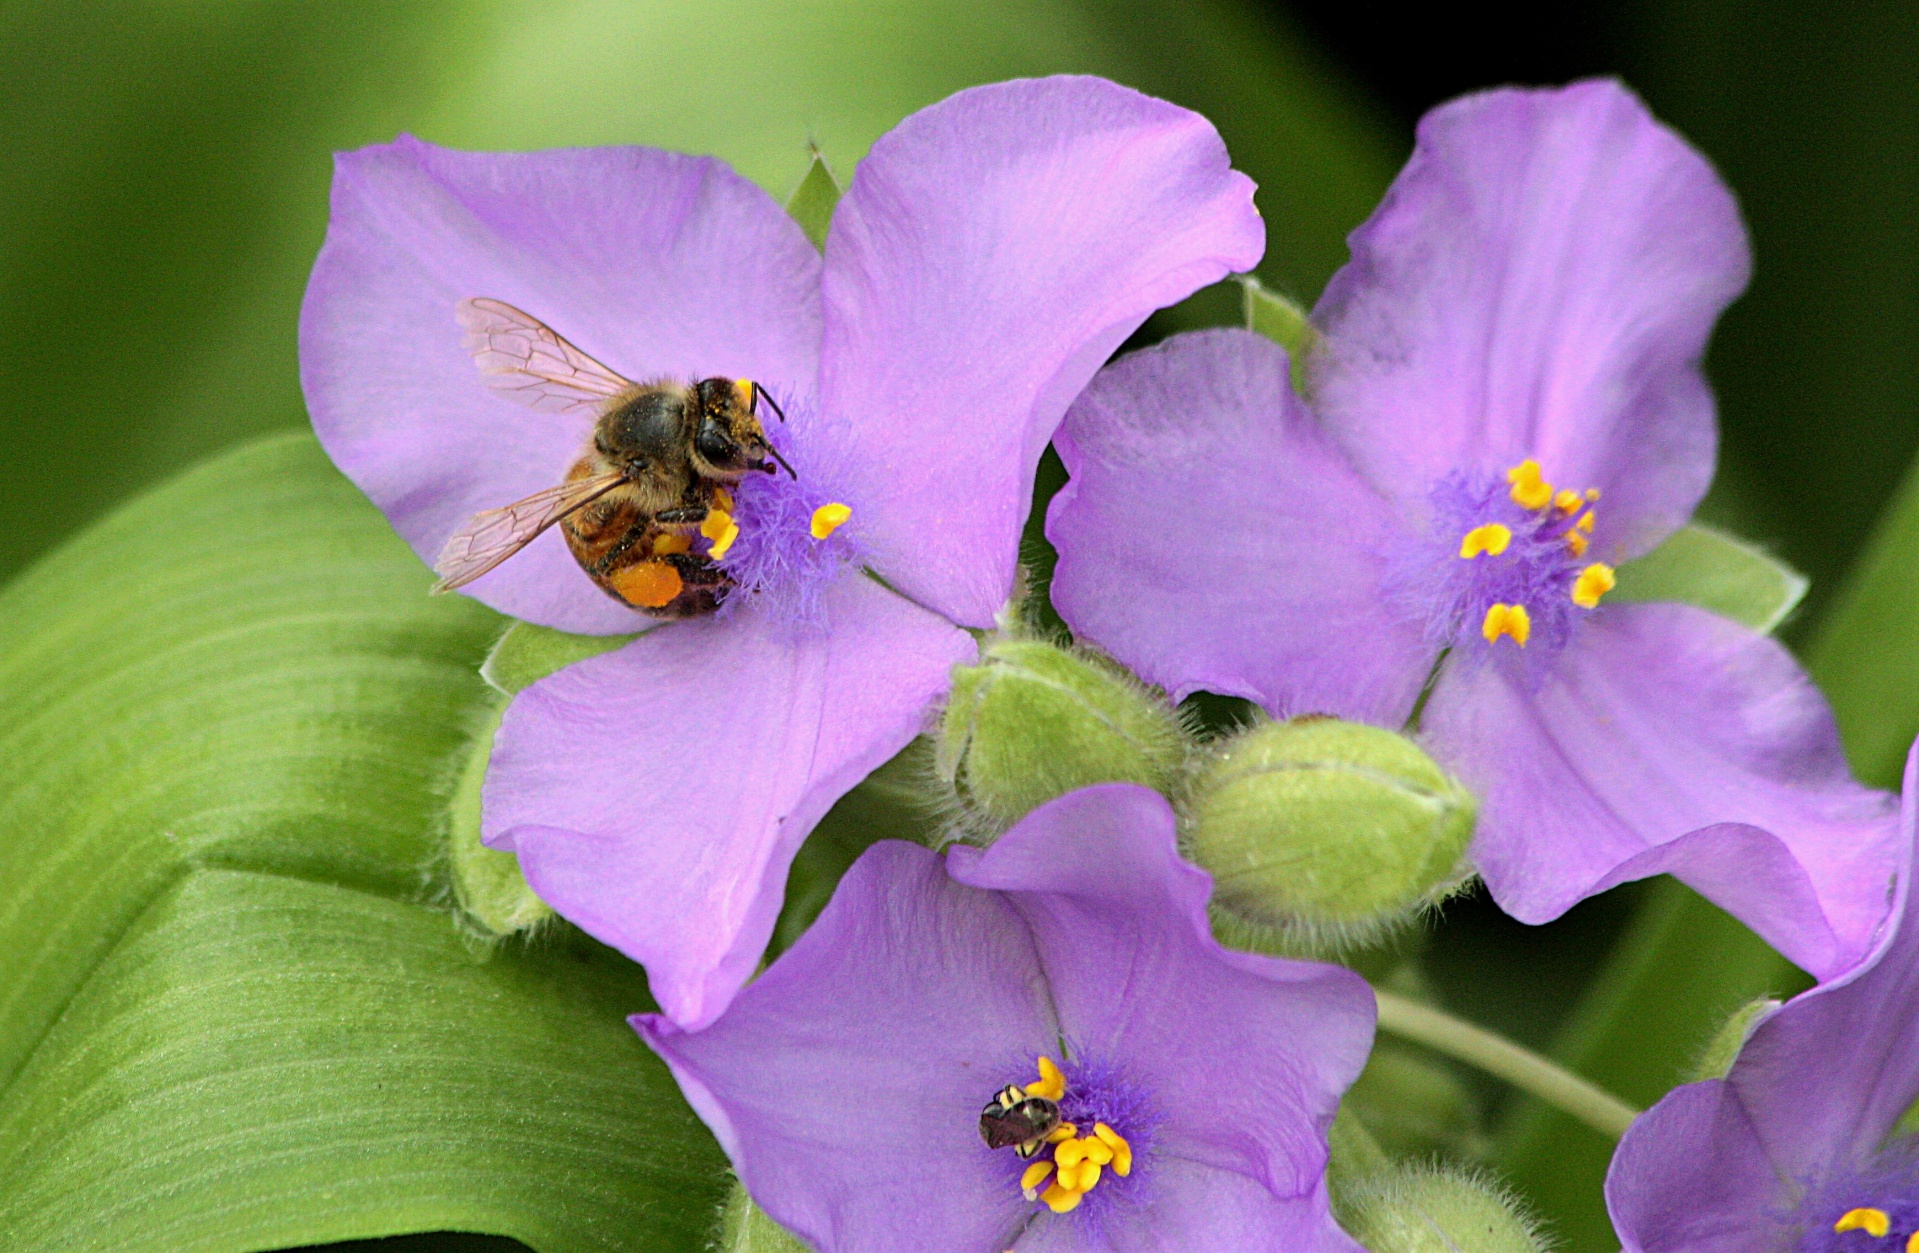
303;70;1912;1252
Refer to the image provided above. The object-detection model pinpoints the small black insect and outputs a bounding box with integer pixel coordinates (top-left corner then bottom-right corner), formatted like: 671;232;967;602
979;1084;1063;1159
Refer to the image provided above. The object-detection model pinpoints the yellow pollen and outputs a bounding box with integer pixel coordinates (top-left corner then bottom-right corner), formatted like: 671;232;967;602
1055;1139;1088;1168
1506;459;1554;510
733;379;756;410
1906;1231;1918;1253
1572;563;1616;609
652;532;692;556
1459;523;1512;559
811;502;853;540
1482;603;1532;647
1093;1123;1132;1176
1837;1209;1891;1238
1554;488;1585;514
1019;1161;1055;1201
1026;1057;1066;1101
1577;510;1595;533
712;486;734;512
1566;530;1590;557
701;509;740;560
1041;1182;1083;1214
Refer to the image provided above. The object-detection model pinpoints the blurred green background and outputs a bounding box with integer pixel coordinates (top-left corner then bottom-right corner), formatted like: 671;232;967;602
0;1;1913;1251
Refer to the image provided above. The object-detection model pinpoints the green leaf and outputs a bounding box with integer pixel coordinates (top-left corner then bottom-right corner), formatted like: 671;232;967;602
1240;277;1317;396
482;621;639;697
1610;522;1808;634
1808;456;1919;789
0;434;727;1251
783;148;841;253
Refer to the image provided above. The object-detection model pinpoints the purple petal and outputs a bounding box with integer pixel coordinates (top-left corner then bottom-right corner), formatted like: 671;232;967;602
300;135;822;632
642;784;1371;1253
809;76;1264;629
1607;744;1919;1248
1423;602;1898;979
1607;1080;1787;1253
638;841;1046;1253
484;573;975;1027
1048;329;1431;725
1310;79;1749;559
950;785;1375;1207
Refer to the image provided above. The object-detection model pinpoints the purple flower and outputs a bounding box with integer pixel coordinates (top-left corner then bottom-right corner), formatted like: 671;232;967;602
637;783;1374;1252
1607;743;1918;1253
1044;78;1897;980
299;76;1263;1026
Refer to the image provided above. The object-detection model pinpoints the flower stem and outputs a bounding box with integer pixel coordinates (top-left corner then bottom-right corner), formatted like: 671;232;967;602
1372;988;1640;1140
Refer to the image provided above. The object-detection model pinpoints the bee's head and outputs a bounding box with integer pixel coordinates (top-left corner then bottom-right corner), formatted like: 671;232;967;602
692;378;792;479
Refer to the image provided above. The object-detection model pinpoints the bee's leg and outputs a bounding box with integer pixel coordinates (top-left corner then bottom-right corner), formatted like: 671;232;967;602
590;529;649;576
654;505;709;530
668;553;729;587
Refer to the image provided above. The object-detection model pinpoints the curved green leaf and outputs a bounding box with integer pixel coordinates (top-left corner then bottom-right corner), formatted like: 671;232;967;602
0;434;727;1251
1611;522;1809;634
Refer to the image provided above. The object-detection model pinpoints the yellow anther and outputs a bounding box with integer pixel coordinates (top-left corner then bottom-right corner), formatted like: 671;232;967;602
1019;1160;1054;1200
652;532;692;556
1506;459;1554;510
1907;1232;1918;1253
1055;1139;1088;1168
1572;563;1616;609
1076;1161;1103;1191
1554;488;1585;514
1482;603;1532;647
1055;1161;1082;1191
1093;1123;1132;1176
712;486;734;512
1041;1182;1083;1214
1836;1209;1891;1238
1027;1057;1066;1101
1577;510;1595;533
1566;530;1590;557
1586;487;1601;501
734;379;756;410
1079;1138;1114;1167
1045;1122;1077;1143
1459;524;1513;559
811;501;853;540
701;509;740;561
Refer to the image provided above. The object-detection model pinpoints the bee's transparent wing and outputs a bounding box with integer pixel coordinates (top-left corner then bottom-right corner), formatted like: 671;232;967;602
457;297;633;414
431;473;626;593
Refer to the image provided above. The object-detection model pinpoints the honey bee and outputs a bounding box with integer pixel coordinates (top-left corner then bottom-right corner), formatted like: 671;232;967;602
430;298;792;618
979;1085;1062;1158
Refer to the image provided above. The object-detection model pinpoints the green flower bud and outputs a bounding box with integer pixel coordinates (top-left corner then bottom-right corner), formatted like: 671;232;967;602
1185;716;1476;950
718;1181;812;1253
935;637;1188;835
446;701;553;940
1337;1164;1547;1253
1685;995;1781;1081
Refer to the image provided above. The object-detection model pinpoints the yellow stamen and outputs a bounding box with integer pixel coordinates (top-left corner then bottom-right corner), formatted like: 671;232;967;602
1837;1209;1891;1238
1019;1161;1054;1201
1459;523;1512;559
1093;1123;1132;1176
1045;1122;1077;1143
1572;563;1616;609
1566;530;1590;557
700;509;740;560
1075;1161;1102;1191
733;379;756;411
712;486;734;512
1040;1182;1083;1214
1055;1139;1087;1168
1906;1231;1918;1253
1055;1161;1082;1191
1482;603;1532;647
1506;459;1554;510
652;532;692;556
1577;510;1595;533
811;502;853;540
1026;1057;1066;1101
1554;488;1585;514
1078;1138;1114;1167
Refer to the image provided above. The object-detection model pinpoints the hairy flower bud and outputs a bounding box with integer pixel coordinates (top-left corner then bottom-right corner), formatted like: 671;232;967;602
935;637;1188;834
1185;717;1475;949
1337;1164;1547;1253
718;1182;811;1253
446;702;553;940
1685;995;1781;1082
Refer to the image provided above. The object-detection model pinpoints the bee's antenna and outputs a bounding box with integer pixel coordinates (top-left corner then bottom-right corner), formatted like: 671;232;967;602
765;445;798;479
754;383;788;424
